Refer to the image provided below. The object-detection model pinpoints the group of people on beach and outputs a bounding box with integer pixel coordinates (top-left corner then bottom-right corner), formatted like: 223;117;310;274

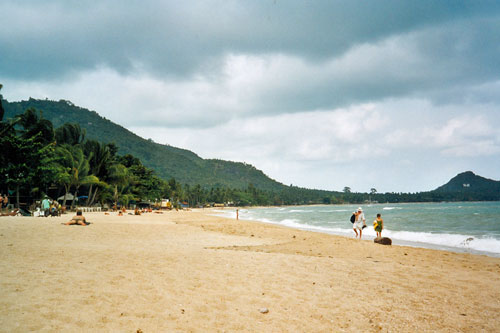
352;207;384;239
40;197;64;217
66;206;165;225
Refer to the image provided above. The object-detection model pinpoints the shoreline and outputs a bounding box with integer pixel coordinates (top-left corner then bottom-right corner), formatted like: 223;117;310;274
2;210;500;331
213;203;500;258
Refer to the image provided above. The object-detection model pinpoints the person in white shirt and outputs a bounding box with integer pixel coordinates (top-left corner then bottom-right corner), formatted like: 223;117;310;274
353;207;366;239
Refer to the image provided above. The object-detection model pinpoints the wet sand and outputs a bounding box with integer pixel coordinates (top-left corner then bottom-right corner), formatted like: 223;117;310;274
1;209;500;332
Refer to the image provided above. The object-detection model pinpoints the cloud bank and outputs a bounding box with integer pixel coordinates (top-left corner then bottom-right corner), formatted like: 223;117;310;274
1;0;499;191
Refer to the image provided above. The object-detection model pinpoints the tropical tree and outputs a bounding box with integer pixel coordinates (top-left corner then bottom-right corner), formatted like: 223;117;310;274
0;132;57;207
168;178;183;207
55;123;86;146
15;108;54;145
53;161;72;207
107;163;133;209
56;145;99;209
0;106;60;206
83;140;114;206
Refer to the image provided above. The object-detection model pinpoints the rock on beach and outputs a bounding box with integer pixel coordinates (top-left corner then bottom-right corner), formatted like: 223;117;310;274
374;237;392;245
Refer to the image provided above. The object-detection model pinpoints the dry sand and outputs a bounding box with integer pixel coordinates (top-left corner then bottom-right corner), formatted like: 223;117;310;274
1;209;500;332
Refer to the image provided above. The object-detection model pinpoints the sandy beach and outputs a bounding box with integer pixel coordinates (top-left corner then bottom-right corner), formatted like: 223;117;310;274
1;209;500;332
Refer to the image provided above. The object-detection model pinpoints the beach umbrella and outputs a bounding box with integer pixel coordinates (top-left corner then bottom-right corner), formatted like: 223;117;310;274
57;193;75;201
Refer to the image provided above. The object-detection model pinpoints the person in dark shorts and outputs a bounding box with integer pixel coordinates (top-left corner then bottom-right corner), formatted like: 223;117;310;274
65;210;88;226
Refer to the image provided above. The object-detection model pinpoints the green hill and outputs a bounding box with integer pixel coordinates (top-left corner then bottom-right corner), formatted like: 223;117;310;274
3;98;286;191
433;171;500;196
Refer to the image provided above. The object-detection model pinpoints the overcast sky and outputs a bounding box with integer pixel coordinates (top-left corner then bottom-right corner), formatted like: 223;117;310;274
2;0;500;192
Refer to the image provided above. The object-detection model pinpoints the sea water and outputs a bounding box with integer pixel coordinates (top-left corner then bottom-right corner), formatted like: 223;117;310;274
213;202;500;257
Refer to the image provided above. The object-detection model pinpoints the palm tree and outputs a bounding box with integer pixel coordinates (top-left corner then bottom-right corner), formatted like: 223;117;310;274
168;178;183;207
0;85;20;136
16;108;54;145
369;188;377;203
70;146;99;210
56;145;99;210
55;123;86;146
83;140;113;206
107;164;134;209
53;161;72;208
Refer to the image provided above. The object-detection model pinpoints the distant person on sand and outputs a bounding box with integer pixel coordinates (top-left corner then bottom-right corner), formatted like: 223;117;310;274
353;207;366;239
65;210;87;226
50;203;58;217
0;194;5;212
41;197;51;217
373;213;384;238
0;208;19;217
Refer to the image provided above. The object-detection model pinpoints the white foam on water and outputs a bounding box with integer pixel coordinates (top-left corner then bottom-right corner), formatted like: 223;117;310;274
210;209;235;219
211;206;500;256
277;219;343;234
320;209;349;213
424;206;452;210
382;230;500;254
266;219;500;255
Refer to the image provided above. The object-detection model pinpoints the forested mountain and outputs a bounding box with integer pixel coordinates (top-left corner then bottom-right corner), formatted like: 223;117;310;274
3;98;499;204
433;171;500;197
3;98;285;191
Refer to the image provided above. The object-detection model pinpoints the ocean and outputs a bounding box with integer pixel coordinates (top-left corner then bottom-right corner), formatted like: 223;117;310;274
213;201;500;257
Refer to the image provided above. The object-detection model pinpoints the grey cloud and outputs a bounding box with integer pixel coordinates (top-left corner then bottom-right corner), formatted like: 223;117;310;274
3;0;500;131
2;0;499;80
128;102;500;192
217;16;500;119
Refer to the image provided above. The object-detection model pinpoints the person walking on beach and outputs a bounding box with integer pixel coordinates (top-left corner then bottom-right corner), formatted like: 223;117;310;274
353;207;366;239
373;213;384;238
